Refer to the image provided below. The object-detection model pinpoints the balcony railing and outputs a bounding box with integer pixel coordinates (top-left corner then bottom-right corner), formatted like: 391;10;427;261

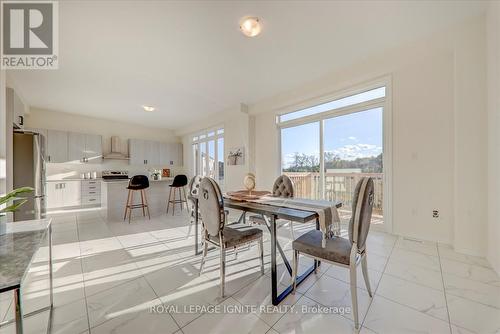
283;172;384;218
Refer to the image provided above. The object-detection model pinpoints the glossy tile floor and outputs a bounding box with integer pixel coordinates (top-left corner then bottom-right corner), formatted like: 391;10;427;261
1;209;499;334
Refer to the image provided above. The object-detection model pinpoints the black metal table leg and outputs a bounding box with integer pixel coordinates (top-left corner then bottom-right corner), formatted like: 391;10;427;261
263;216;292;275
270;216;320;305
270;215;279;305
194;199;200;255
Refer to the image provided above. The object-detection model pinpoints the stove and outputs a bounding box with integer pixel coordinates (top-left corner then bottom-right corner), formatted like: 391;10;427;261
102;170;129;180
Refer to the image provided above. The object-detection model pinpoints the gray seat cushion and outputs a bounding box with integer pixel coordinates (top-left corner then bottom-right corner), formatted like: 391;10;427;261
292;230;352;265
209;225;263;248
248;215;266;225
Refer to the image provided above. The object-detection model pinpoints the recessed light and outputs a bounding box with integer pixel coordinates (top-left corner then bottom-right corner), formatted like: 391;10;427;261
239;17;262;37
142;105;155;112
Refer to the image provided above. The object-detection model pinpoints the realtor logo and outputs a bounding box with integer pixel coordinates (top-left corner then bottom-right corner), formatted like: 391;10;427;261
1;1;58;69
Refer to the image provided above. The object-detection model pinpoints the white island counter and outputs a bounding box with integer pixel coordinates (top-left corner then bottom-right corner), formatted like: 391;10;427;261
101;178;176;221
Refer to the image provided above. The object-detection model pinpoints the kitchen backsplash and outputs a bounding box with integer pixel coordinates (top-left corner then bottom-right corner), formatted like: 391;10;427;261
46;160;186;180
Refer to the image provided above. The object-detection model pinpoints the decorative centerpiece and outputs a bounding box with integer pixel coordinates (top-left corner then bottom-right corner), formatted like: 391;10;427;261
243;173;256;194
0;187;34;235
226;173;270;201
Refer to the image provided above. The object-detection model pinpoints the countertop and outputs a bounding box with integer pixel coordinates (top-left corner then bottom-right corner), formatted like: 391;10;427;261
0;219;51;292
102;177;174;183
46;178;102;182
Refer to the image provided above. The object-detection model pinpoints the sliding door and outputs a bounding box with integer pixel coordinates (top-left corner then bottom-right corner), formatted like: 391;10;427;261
281;122;320;199
323;107;384;224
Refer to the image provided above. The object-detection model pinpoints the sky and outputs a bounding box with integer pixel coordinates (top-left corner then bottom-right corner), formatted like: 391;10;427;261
281;107;383;168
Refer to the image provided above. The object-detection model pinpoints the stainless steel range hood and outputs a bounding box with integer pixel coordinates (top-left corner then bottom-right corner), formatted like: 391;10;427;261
103;136;129;160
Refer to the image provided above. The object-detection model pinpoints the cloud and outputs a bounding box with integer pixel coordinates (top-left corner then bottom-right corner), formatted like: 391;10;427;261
327;143;382;161
348;136;357;141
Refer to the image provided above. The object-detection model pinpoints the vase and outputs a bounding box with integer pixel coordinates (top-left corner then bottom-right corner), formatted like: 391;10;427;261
0;214;6;236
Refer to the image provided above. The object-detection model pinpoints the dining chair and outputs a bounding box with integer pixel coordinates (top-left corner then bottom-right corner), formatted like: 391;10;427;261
248;174;296;239
198;177;265;298
187;175;203;224
291;177;375;329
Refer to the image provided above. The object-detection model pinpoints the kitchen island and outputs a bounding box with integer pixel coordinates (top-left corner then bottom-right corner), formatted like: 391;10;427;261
101;178;176;221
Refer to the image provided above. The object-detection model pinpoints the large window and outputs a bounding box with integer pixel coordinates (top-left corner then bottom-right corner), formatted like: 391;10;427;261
279;85;387;225
192;128;224;187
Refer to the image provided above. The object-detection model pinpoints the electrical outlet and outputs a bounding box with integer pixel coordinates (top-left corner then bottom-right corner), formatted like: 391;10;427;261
432;210;439;218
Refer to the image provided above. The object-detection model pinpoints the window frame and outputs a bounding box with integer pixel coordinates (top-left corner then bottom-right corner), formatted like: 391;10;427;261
276;76;393;233
192;126;224;184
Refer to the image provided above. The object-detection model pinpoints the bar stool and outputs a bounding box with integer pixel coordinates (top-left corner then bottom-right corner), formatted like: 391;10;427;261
124;175;151;223
167;174;188;215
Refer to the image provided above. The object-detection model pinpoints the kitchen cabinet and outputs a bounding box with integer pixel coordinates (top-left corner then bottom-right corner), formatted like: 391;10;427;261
68;132;102;163
129;139;161;166
46;180;81;209
159;143;183;167
6;87;25;129
85;134;103;163
129;139;146;165
46;130;68;163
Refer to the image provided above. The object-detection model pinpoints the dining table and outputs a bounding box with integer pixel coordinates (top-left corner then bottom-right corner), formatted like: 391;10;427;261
189;194;342;305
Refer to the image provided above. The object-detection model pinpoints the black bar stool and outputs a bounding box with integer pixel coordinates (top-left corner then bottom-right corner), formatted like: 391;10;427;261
124;175;151;223
167;174;188;215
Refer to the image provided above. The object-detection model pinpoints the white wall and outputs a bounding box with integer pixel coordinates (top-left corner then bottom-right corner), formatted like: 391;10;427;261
487;0;500;273
453;20;488;256
249;17;487;249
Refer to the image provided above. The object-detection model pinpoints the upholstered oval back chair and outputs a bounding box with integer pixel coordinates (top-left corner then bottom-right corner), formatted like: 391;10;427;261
272;175;295;198
187;175;203;223
249;174;296;238
291;177;375;330
198;177;265;297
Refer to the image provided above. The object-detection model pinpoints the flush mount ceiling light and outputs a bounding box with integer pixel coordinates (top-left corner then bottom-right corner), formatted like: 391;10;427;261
239;16;262;37
142;105;155;112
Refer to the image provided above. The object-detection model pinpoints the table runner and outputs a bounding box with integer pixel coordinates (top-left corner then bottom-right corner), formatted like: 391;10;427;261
246;196;341;247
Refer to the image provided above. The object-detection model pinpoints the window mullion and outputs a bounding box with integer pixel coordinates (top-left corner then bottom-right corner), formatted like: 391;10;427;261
320;120;325;200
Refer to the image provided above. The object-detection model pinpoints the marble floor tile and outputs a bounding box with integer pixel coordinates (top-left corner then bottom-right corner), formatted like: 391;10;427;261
376;274;449;321
443;273;500;308
440;259;500;286
389;247;441;272
384;256;444;290
181;297;270;334
272;295;357;334
324;264;383;293
394;236;438;257
438;244;492;268
86;277;159;329
304;274;373;323
232;274;302;327
446;294;500;333
363;296;451;334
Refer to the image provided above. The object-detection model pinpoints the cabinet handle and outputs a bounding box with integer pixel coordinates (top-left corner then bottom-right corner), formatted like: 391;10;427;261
48;155;51;162
89;191;96;194
19;116;24;126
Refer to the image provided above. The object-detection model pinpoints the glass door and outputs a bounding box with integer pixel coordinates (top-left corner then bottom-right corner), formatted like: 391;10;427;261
281;122;320;199
323;107;384;225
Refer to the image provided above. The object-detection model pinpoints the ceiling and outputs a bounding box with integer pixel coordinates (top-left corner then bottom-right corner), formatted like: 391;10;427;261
8;0;487;130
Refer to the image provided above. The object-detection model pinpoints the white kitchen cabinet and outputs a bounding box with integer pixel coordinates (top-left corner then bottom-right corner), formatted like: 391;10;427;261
68;132;102;163
130;139;183;167
46;180;81;209
47;130;68;163
68;132;86;162
85;134;102;163
129;139;146;165
146;141;160;165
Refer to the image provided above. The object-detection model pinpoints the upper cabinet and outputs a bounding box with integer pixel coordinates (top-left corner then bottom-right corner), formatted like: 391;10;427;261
6;87;26;129
47;130;68;163
130;139;182;167
68;132;102;163
46;130;101;163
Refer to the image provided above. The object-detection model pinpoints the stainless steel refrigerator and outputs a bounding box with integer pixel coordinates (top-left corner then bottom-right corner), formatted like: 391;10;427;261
13;131;46;221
